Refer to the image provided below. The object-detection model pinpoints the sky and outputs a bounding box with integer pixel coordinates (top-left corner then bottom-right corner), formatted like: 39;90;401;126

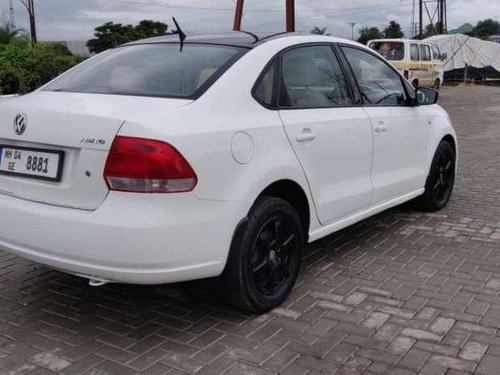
1;0;499;42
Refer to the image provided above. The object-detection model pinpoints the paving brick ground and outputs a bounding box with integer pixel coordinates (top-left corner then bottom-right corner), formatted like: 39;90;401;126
1;85;500;374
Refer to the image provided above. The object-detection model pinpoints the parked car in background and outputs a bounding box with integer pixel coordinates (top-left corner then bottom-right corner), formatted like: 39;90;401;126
0;33;457;312
368;38;446;89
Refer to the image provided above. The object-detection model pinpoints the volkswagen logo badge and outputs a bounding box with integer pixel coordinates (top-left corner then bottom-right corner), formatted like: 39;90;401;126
13;113;27;136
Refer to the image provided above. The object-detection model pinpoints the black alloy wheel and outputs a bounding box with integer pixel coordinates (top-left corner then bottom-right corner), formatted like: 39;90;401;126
250;215;299;297
224;196;304;312
419;141;456;211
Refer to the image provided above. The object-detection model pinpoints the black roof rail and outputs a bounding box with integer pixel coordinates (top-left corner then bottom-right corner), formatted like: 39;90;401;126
255;31;292;44
239;30;259;43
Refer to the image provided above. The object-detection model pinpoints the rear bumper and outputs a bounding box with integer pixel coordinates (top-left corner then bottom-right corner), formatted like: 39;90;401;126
0;192;248;284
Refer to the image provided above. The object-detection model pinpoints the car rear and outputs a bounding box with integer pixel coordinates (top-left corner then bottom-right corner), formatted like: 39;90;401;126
0;40;250;285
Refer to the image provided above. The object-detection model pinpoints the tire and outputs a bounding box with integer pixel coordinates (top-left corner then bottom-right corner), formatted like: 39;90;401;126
418;141;456;211
412;79;419;89
433;79;441;91
223;196;304;312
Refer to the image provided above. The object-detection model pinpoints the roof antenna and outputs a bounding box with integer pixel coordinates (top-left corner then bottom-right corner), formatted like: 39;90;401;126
172;17;187;52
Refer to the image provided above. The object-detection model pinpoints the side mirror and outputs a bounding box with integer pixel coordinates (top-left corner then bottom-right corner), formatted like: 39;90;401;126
416;87;439;105
441;53;448;61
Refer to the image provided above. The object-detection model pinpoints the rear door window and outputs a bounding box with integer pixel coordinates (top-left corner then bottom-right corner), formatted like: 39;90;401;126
280;45;353;108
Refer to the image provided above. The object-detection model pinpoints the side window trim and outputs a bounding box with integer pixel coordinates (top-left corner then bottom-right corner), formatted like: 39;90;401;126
337;43;414;108
251;57;280;109
277;42;356;110
331;43;362;106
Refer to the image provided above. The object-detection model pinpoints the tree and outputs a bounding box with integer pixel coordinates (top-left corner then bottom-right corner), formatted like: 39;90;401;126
87;20;169;54
0;42;84;95
357;27;383;45
134;20;168;38
424;23;438;37
310;26;329;35
471;19;500;38
423;22;445;37
0;26;20;45
384;21;404;38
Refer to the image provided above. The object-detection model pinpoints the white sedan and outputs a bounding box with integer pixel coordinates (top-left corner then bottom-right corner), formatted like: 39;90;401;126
0;32;457;312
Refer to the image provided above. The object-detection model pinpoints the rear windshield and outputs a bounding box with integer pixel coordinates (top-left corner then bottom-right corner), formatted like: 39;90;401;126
368;41;404;61
43;43;247;99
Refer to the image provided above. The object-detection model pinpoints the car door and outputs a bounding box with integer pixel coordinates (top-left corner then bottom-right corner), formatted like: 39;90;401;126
278;44;373;226
340;45;428;205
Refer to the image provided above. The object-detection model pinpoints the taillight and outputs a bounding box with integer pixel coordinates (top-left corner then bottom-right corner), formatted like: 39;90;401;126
104;136;197;193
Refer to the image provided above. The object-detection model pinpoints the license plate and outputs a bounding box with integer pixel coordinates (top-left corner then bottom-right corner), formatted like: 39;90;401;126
0;145;64;182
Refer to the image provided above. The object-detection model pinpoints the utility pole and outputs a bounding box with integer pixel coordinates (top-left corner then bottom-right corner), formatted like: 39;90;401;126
438;0;447;34
417;0;447;38
9;0;16;29
419;0;423;39
285;0;295;32
19;0;36;45
411;0;415;38
233;0;295;33
233;0;244;31
347;22;356;40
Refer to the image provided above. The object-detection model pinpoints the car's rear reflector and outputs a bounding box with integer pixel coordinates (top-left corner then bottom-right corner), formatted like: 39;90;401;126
104;136;197;193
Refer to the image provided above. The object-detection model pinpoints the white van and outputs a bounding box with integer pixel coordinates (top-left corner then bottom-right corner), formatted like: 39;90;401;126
368;39;446;89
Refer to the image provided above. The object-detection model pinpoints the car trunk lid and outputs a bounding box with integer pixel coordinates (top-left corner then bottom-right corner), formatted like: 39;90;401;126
0;91;191;210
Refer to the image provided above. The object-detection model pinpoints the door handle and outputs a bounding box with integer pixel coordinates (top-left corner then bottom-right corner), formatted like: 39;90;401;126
296;128;316;142
374;122;388;133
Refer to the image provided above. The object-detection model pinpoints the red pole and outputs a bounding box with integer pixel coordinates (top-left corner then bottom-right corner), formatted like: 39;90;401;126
286;0;295;32
233;0;244;31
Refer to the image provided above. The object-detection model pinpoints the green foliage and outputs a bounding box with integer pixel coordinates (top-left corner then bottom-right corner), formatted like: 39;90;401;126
87;20;169;54
357;27;383;45
0;26;21;45
0;42;84;95
384;21;404;38
310;26;329;35
425;23;438;37
469;19;500;38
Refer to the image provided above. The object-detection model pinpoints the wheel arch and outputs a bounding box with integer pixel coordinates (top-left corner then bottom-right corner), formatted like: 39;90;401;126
442;134;456;154
221;178;313;285
258;179;311;243
425;130;458;180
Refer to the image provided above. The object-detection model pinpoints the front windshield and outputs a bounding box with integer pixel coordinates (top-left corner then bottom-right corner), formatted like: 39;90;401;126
369;41;404;61
43;43;247;98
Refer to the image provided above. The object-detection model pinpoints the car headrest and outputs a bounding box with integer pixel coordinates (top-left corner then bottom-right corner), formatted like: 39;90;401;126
109;66;147;93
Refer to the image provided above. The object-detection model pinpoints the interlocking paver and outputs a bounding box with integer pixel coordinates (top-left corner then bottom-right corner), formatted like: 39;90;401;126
0;86;500;374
